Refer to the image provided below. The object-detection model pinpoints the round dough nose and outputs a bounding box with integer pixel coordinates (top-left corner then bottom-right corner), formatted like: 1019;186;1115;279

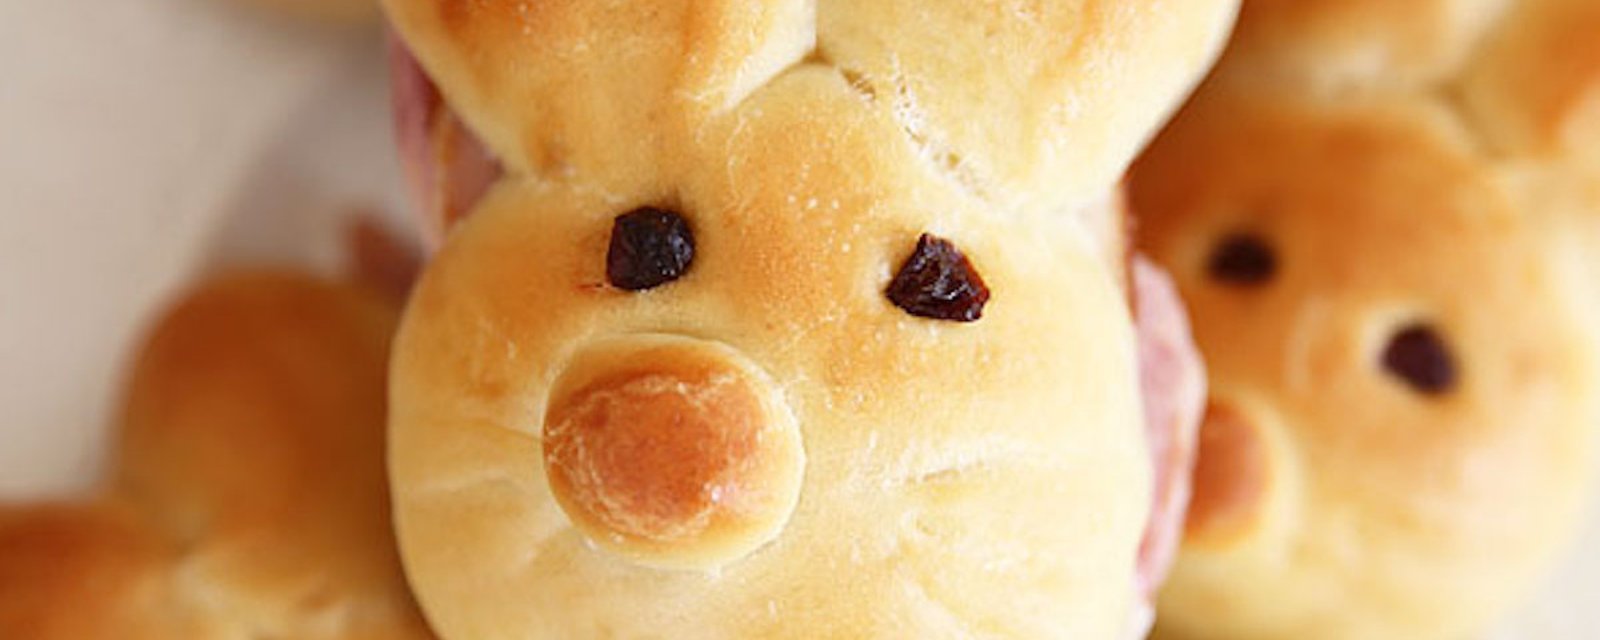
542;335;804;570
1185;402;1271;546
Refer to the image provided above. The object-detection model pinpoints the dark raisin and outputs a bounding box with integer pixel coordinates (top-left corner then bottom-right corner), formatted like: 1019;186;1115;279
606;207;695;291
1207;232;1276;286
1382;323;1457;396
886;234;990;322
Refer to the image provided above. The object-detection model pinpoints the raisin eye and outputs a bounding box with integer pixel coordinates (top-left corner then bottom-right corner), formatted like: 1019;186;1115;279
886;234;990;322
1382;322;1457;396
607;207;695;291
1208;232;1276;286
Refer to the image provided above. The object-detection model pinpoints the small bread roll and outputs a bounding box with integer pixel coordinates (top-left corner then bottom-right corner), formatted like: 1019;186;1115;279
384;1;1240;637
1130;87;1600;640
1131;1;1600;636
0;272;434;639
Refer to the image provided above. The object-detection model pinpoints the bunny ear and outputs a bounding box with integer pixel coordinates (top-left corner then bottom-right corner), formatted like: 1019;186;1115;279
1460;0;1600;169
384;0;814;192
115;272;397;534
387;0;1237;215
816;0;1237;214
1218;0;1506;91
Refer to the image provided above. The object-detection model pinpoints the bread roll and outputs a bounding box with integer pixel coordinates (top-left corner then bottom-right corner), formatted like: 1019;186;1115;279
1130;7;1600;630
0;272;434;640
384;1;1239;637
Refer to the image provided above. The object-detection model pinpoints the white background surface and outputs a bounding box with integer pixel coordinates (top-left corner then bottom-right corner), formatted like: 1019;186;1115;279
0;1;1595;638
0;0;408;497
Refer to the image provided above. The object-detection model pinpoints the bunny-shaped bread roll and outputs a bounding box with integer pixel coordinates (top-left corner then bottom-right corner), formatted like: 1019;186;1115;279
0;272;434;640
1130;1;1600;635
1133;89;1600;640
384;1;1238;637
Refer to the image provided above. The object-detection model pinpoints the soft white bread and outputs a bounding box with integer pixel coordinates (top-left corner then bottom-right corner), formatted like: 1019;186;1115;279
1130;83;1600;640
384;1;1238;638
0;272;434;639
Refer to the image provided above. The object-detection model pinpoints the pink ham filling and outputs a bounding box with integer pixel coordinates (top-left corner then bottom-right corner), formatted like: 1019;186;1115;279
387;31;1206;627
388;33;503;248
1128;257;1206;635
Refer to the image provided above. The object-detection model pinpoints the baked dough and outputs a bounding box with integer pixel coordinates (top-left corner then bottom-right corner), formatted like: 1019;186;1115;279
1130;5;1600;630
384;1;1239;637
1459;0;1600;172
0;272;434;640
382;0;1238;220
1217;0;1510;91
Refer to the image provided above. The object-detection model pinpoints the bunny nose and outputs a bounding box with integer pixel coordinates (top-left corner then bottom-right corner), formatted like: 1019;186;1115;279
1185;402;1271;546
542;335;804;570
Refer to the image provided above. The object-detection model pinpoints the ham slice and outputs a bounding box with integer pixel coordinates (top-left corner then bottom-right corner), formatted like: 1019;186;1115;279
1127;256;1207;636
388;33;502;248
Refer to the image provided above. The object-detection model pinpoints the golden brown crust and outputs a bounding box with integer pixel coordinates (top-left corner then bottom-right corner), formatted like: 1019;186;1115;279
1132;87;1600;640
1183;403;1268;546
543;334;804;569
0;272;435;640
549;371;762;542
0;504;187;640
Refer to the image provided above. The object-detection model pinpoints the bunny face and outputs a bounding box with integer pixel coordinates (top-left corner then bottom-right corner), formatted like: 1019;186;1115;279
391;64;1154;639
386;2;1242;636
1131;90;1600;640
